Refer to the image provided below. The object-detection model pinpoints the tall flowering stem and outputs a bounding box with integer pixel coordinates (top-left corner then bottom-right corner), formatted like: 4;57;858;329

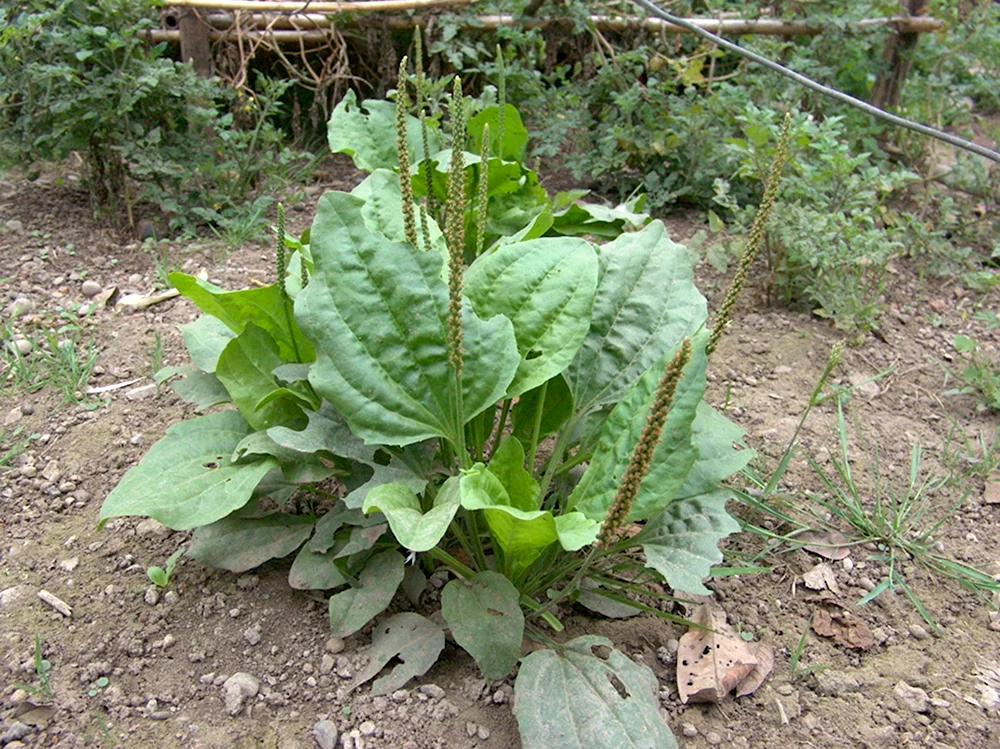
476;123;490;256
414;26;436;226
445;77;467;374
445;77;469;466
595;337;693;548
275;202;303;362
275;201;286;294
706;112;792;357
496;44;506;159
395;58;418;247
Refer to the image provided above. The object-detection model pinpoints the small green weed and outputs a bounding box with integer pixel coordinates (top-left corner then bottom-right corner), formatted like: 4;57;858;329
939;421;1000;485
146;547;184;589
0;426;37;471
789;617;826;681
944;334;1000;411
12;635;54;700
88;676;110;697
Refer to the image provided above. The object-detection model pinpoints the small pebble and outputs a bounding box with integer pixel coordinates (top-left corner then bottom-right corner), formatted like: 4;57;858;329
392;689;409;703
420;683;445;699
477;725;490;741
908;624;930;641
81;280;102;297
313;719;339;749
359;721;376;737
681;723;698;738
144;587;160;606
325;636;345;654
706;730;723;745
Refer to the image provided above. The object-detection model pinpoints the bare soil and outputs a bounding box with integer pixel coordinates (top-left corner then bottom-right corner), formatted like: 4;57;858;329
2;160;999;749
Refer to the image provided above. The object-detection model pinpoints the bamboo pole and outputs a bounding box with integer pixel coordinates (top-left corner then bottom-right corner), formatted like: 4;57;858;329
164;0;475;12
149;13;943;40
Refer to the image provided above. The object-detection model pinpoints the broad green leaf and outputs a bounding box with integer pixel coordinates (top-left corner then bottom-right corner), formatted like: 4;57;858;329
351;169;448;258
635;490;740;595
215;324;306;431
460;467;558;573
232;432;339;484
327;90;437;172
568;336;706;522
441;571;524;680
563;221;706;416
269;405;431;509
159;366;231;411
465;237;599;397
180;314;235;373
468;104;529;161
187;513;313;573
486;438;539;512
354;613;445;696
514;635;677;749
297;192;518;446
363;477;461;552
170;272;314;363
308;504;372;553
328;549;405;638
510;374;573;443
677;403;754;499
550;195;651;238
100;411;276;531
554;512;599;551
288;544;348;590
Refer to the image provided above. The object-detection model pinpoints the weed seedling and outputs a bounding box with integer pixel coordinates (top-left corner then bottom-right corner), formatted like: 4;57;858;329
789;617;826;681
943;334;1000;411
13;635;54;700
88;676;110;697
147;547;184;589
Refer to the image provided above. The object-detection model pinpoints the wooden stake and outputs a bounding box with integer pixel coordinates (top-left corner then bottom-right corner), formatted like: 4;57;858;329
871;0;930;110
178;7;213;76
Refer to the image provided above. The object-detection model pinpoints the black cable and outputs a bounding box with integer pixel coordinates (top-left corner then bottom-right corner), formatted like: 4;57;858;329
628;0;1000;163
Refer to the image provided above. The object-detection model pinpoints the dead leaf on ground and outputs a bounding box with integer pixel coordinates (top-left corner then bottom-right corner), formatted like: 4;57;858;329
982;475;1000;505
801;562;841;596
796;530;852;561
811;607;874;651
677;604;774;703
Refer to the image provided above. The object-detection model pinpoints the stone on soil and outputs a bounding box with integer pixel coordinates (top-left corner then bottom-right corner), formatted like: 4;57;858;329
894;681;930;713
222;672;259;715
313;719;338;749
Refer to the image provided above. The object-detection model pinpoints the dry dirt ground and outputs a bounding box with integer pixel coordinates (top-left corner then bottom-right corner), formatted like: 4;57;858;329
1;161;999;749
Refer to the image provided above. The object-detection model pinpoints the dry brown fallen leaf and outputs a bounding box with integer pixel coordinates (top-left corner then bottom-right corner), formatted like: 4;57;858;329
677;604;774;704
796;530;852;561
811;607;874;651
802;562;841;596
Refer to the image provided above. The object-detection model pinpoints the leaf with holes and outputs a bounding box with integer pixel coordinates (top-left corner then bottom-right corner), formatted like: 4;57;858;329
514;635;676;749
99;411;276;530
635;490;741;595
328;549;405;638
441;571;524;681
354;612;445;695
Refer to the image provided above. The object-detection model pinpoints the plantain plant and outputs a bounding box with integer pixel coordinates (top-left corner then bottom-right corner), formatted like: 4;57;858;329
101;48;791;748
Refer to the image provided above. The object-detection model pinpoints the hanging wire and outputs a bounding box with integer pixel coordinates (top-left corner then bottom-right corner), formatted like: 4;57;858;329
628;0;1000;163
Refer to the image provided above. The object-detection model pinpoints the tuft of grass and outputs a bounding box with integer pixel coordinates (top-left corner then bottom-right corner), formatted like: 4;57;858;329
1;426;37;472
736;343;1000;633
2;323;98;405
789;616;827;681
943;334;1000;412
939;421;1000;485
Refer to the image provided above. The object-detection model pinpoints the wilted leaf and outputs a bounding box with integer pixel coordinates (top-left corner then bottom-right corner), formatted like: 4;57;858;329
677;605;773;703
354;613;445;695
514;635;677;749
441;572;524;681
811;607;874;651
